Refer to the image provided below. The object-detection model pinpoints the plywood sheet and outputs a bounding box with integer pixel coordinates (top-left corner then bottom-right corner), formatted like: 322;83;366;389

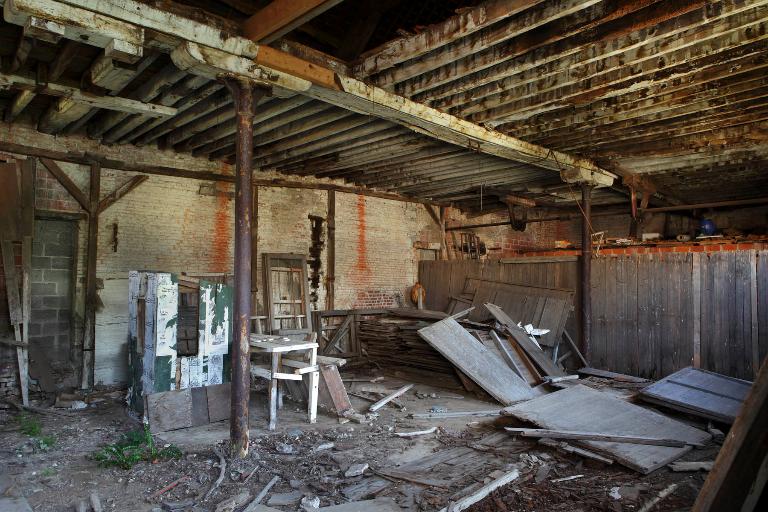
418;317;533;405
501;385;711;473
638;367;751;424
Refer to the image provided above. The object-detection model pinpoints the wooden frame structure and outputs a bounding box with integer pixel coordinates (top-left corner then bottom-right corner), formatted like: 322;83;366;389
262;253;313;334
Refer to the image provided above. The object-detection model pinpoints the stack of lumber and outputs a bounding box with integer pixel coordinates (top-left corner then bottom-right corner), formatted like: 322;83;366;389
359;317;455;375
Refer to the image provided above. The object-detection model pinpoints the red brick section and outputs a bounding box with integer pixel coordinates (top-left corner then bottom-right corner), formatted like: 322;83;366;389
502;242;767;257
35;165;82;213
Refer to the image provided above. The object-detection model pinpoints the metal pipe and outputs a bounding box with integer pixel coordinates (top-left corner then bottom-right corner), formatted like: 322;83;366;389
224;76;256;459
581;184;593;362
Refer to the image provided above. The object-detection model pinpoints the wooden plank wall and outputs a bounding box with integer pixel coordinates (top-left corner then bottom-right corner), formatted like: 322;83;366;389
419;251;768;380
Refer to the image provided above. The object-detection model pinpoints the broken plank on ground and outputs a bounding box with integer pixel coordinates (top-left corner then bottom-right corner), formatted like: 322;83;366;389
505;428;699;447
417;316;534;405
501;385;711;474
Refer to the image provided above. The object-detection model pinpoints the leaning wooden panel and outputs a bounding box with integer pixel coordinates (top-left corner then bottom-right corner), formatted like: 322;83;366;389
637;366;752;424
693;357;768;512
501;385;711;474
417;317;534;405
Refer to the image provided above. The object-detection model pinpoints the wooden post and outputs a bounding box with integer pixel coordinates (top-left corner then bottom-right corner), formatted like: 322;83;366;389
692;252;701;368
81;161;100;389
581;184;592;362
439;206;448;260
750;251;759;378
224;76;258;458
326;189;335;310
251;184;259;328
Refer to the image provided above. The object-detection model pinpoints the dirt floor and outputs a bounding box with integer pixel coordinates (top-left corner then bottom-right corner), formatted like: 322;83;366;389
0;375;719;511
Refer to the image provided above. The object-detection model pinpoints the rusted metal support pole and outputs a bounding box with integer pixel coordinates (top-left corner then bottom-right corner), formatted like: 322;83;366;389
224;75;256;458
581;184;593;362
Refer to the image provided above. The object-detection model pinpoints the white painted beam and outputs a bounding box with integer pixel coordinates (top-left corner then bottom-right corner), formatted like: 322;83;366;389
0;72;177;117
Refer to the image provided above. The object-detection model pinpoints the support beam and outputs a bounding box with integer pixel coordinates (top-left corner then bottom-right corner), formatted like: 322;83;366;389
326;190;335;310
97;175;148;213
0;71;177;117
4;39;78;123
40;158;89;210
580;184;592;362
13;0;615;187
242;0;344;43
223;75;256;459
171;42;615;186
81;161;100;389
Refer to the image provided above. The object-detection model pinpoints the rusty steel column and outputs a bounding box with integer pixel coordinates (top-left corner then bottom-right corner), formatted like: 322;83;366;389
224;75;255;458
581;183;593;362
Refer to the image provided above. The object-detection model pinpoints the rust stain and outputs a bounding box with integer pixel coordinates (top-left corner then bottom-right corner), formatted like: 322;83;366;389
354;195;371;280
211;191;231;272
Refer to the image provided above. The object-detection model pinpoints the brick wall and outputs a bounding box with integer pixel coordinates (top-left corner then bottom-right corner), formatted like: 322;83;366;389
334;194;437;309
25;159;440;383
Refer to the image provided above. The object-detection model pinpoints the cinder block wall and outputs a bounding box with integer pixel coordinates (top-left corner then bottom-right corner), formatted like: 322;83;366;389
29;220;77;388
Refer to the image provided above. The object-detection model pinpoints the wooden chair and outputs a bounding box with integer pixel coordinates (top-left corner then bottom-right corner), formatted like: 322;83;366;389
249;333;319;430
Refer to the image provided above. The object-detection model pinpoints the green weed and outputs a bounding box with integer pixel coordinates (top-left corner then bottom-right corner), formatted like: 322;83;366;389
93;425;182;469
17;413;42;436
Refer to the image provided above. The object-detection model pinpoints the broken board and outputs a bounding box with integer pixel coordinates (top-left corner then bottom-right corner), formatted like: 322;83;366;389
418;317;534;405
637;367;751;424
485;303;566;378
501;385;711;473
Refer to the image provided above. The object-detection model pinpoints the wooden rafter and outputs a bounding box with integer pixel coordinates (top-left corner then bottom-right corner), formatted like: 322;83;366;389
242;0;345;43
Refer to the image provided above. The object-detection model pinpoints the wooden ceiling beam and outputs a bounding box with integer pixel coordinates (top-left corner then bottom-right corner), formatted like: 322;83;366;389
102;74;211;143
11;0;617;187
242;0;345;43
416;0;704;110
353;0;544;77
398;0;662;98
124;81;225;145
505;70;768;139
375;0;600;89
279;129;414;175
265;124;408;170
188;99;328;155
475;40;767;128
0;71;177;117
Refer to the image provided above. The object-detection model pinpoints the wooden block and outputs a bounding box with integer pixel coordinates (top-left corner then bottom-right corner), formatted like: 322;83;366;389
206;383;231;423
145;389;193;433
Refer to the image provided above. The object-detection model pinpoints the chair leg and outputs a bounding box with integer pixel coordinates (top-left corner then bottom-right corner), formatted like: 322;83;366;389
269;354;278;430
308;347;318;424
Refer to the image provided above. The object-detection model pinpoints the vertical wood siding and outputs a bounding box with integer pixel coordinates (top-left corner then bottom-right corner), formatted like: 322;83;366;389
420;250;767;380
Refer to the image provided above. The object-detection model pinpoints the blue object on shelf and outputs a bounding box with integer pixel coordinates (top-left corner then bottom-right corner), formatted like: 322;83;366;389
700;218;717;236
